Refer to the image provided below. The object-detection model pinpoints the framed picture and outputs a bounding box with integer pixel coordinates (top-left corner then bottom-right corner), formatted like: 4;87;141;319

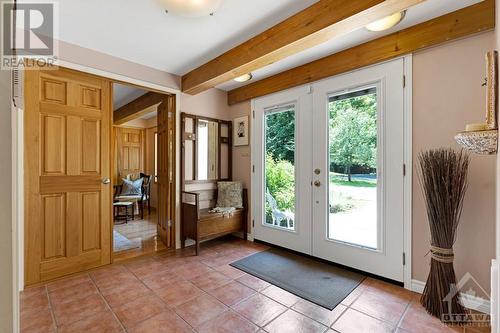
233;116;249;146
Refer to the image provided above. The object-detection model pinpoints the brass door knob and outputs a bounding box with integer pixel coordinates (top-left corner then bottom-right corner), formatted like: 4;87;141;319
314;180;321;187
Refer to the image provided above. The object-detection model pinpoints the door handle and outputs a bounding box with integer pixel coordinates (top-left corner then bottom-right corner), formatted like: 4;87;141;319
102;178;111;184
314;180;321;187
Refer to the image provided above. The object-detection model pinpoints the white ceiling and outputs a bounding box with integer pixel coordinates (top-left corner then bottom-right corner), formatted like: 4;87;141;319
59;0;482;93
57;0;318;75
216;0;482;91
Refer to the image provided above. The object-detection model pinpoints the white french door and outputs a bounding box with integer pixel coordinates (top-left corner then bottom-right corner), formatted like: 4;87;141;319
252;58;407;282
253;86;313;254
312;59;405;282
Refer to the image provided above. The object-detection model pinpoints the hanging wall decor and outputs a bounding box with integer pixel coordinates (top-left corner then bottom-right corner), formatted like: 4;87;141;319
233;116;249;146
455;50;498;154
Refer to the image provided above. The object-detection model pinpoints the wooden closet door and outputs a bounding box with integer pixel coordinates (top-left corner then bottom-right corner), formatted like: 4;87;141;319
157;96;176;249
116;127;144;179
24;66;112;286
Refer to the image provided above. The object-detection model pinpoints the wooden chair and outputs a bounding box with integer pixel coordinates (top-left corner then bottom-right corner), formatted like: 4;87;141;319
181;189;248;255
139;173;152;216
114;173;152;219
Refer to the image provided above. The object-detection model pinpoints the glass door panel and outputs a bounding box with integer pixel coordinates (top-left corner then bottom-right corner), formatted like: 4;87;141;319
265;106;296;231
328;88;378;249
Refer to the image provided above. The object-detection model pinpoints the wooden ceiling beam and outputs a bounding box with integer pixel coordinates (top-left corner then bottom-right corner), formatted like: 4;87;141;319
113;92;166;125
227;0;495;105
181;0;426;95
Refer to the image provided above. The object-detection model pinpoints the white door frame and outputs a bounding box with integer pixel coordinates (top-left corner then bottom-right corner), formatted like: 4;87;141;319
250;55;413;289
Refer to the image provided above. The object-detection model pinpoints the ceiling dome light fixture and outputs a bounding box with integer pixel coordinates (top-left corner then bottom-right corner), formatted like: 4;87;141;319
160;0;223;18
366;11;406;32
234;73;253;82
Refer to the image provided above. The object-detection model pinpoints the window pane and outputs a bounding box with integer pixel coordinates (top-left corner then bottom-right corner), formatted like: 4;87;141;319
264;106;296;231
328;89;378;249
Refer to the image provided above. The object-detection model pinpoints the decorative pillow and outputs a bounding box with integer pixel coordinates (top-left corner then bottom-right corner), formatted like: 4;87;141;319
216;181;243;208
126;173;141;181
121;178;143;196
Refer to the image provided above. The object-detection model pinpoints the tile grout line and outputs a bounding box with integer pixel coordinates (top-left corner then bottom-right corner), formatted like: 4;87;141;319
122;261;199;332
45;285;59;333
394;298;414;331
88;271;128;333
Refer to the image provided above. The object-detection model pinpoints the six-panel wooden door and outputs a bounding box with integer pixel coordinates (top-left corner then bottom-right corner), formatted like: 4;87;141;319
24;66;112;286
115;127;145;180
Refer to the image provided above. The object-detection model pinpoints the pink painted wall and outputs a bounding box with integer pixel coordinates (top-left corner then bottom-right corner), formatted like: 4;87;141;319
412;32;495;292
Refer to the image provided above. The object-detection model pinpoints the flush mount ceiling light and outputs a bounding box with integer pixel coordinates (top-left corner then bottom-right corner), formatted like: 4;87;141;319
366;11;406;32
160;0;223;18
234;73;253;82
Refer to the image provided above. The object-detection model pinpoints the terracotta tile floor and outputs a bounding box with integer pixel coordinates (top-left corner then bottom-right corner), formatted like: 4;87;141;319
21;238;491;333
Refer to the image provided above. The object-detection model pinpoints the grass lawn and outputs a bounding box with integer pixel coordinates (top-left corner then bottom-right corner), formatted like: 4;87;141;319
330;173;377;188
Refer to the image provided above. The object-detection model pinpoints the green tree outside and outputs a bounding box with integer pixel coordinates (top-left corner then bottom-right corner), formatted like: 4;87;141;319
329;94;377;181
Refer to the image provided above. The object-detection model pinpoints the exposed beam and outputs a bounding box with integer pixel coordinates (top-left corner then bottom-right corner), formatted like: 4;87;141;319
182;0;426;95
228;0;495;105
114;92;166;125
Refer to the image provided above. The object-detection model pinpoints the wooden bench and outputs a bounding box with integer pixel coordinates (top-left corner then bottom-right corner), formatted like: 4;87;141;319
181;189;248;255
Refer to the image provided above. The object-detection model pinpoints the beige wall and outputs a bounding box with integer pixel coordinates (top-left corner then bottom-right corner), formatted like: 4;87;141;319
181;89;231;120
58;40;181;91
412;32;495;292
0;60;14;331
230;101;252;224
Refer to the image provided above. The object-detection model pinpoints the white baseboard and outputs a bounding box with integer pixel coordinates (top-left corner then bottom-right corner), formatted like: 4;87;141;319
411;279;490;314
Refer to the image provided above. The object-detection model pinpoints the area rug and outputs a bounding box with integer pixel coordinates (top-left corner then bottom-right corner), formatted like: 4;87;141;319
230;247;365;310
113;230;141;252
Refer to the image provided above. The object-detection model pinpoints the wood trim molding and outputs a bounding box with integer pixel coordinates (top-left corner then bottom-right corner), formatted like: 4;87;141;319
228;0;495;105
181;0;426;95
113;91;167;125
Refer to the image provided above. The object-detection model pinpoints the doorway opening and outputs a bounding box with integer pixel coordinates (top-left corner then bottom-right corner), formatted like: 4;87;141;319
112;82;176;262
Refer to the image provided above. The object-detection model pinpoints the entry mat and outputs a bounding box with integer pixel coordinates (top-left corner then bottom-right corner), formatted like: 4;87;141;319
230;247;365;310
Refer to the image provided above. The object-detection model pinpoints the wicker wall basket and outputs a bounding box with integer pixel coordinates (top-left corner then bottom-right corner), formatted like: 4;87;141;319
455;129;498;155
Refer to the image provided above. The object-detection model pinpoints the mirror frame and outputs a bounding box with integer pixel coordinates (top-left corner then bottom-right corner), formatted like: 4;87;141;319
181;112;233;186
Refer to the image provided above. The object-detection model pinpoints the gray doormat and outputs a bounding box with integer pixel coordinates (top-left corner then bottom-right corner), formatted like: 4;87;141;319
230;248;365;310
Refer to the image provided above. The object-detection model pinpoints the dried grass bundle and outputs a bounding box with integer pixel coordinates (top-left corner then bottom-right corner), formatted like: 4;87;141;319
418;148;469;321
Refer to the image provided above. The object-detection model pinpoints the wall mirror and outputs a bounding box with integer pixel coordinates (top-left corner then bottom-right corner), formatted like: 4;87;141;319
197;119;219;180
181;113;232;185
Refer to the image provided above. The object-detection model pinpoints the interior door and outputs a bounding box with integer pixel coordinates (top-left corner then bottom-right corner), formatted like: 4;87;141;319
115;127;145;179
312;59;405;281
253;86;312;254
156;95;176;248
24;66;112;286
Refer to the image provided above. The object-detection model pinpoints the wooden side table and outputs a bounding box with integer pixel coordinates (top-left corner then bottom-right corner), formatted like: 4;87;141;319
113;202;134;224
